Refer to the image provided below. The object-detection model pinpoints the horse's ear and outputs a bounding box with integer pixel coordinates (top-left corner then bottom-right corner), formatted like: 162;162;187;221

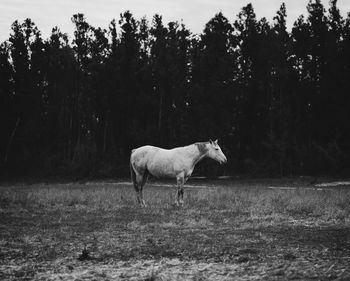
214;139;218;144
209;139;213;145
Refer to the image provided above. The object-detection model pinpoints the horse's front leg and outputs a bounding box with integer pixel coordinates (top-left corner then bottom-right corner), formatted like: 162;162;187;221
179;175;191;205
175;173;185;206
178;188;184;206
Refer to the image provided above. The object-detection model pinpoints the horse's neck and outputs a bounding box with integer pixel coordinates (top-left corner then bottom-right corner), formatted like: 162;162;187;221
185;144;208;167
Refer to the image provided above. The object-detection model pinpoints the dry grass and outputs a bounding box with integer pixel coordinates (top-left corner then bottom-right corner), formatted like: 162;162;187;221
2;180;350;220
0;179;350;280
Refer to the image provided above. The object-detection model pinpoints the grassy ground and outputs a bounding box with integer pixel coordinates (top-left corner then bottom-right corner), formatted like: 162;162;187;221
0;178;350;280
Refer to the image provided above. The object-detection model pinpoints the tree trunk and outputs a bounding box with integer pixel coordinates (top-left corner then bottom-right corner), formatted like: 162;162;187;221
158;88;164;145
4;117;21;164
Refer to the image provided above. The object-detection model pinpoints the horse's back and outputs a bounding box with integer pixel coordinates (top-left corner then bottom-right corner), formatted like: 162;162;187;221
131;145;180;177
131;145;160;167
131;145;161;156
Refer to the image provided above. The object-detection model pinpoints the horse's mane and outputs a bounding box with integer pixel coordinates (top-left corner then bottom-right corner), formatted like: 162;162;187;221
194;142;209;154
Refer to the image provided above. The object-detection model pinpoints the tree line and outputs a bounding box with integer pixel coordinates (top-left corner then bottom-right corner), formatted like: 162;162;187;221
1;0;350;178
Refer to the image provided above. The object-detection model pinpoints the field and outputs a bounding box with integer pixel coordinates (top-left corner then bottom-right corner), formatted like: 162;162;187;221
1;178;350;280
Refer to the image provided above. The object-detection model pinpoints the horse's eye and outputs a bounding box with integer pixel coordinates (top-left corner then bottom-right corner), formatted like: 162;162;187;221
215;148;219;150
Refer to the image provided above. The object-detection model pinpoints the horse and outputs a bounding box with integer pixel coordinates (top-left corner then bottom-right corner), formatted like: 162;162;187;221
130;139;227;207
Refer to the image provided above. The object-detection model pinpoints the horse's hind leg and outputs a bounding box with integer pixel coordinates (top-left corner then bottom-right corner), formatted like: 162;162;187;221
175;173;185;206
136;174;147;207
136;185;144;207
133;170;147;207
138;170;149;207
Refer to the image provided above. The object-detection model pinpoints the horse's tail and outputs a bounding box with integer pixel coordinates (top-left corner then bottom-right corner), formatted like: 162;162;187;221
130;149;138;192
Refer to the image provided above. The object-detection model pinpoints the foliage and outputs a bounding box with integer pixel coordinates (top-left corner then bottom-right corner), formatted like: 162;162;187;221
1;0;350;177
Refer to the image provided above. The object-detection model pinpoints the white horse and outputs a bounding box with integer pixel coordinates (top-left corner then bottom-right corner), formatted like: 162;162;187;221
130;139;227;206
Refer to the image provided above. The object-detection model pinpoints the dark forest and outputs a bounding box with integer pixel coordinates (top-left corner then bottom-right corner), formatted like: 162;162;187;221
1;0;350;179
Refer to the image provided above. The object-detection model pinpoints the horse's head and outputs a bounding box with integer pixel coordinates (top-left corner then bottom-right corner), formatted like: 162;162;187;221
207;139;227;165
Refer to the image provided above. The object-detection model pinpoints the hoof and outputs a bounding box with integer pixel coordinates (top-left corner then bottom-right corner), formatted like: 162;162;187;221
173;201;184;208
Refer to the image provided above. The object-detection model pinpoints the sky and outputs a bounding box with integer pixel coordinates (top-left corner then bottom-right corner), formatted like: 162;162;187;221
0;0;350;42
